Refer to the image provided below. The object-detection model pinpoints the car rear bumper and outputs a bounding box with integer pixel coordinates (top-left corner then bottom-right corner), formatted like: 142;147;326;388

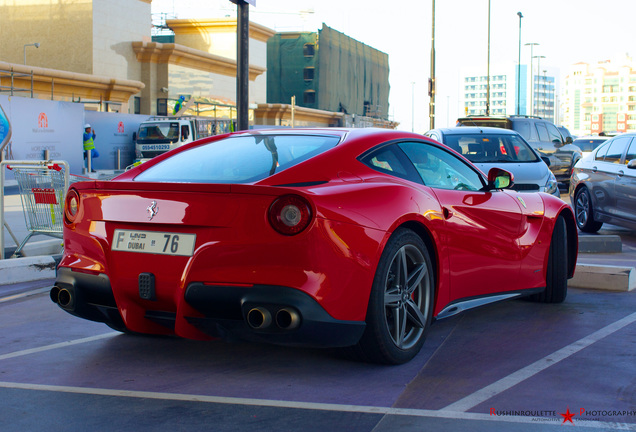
52;267;365;348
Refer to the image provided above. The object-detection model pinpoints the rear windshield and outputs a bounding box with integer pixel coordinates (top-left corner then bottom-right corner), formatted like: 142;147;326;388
134;134;341;183
443;134;539;163
574;138;607;152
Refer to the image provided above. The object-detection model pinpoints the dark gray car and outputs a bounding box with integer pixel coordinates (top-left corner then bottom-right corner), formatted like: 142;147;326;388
569;133;636;232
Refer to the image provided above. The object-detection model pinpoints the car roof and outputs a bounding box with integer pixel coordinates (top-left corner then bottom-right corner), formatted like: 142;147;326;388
429;126;520;136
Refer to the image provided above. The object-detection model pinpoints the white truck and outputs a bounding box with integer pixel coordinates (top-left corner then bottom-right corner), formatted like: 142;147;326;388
133;116;216;161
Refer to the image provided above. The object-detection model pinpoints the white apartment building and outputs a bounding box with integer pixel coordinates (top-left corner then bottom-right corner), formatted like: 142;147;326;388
562;55;636;136
461;64;558;123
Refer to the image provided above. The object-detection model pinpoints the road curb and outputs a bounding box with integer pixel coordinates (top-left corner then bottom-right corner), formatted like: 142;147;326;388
0;255;58;286
578;235;622;253
570;264;635;292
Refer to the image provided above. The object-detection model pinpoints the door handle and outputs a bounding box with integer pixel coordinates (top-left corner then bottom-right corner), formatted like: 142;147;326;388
618;170;624;177
592;166;598;173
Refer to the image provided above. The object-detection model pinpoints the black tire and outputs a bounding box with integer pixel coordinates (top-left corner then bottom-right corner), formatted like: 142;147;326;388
353;228;434;365
531;216;568;303
574;187;603;233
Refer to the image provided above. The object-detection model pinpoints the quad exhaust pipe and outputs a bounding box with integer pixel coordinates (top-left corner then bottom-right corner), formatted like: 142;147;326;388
50;286;74;309
246;307;272;329
275;308;300;330
246;306;300;331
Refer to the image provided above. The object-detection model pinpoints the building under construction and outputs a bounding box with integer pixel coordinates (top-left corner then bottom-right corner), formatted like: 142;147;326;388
267;24;394;128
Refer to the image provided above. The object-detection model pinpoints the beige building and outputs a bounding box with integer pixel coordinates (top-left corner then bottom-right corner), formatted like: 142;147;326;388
1;0;382;128
0;0;271;119
135;17;271;118
562;55;636;136
0;0;151;111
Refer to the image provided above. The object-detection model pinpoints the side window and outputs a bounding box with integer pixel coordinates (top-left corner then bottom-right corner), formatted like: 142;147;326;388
399;141;484;191
546;123;563;143
535;123;550;142
603;136;631;164
513;121;531;141
625;138;636;164
594;142;610;161
361;145;411;180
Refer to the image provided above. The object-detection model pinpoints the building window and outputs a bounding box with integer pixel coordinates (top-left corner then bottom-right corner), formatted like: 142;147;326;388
303;67;315;81
303;90;316;105
134;97;141;114
303;43;315;57
157;98;168;116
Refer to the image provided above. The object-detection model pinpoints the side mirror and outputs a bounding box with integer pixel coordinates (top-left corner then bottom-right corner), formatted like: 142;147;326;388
627;159;636;169
132;132;137;142
541;156;551;167
487;167;514;190
565;136;573;144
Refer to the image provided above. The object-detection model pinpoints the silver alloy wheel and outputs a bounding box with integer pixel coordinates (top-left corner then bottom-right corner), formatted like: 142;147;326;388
575;190;591;227
383;244;431;350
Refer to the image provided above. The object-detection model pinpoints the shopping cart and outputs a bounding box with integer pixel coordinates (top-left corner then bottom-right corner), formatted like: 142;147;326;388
5;161;71;257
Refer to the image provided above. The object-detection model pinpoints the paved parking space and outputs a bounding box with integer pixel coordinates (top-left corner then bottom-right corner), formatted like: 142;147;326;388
0;284;635;431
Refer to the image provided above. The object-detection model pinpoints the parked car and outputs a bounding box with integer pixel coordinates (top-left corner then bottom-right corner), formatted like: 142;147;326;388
52;128;578;364
572;135;611;157
557;125;576;143
424;127;559;197
456;115;583;184
570;133;636;232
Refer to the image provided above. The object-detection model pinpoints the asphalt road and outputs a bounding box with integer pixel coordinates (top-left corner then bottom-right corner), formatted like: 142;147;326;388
2;186;635;431
0;278;634;431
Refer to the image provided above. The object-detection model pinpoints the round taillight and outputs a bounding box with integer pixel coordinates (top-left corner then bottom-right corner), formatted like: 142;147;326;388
268;195;313;235
65;189;80;223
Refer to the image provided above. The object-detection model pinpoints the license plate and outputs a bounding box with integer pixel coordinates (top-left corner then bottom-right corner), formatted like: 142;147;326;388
112;229;196;256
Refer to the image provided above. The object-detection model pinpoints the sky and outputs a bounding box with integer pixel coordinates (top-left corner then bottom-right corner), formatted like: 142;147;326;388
151;0;636;132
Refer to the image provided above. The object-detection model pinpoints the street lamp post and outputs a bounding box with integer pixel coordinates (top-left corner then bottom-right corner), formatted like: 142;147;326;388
429;0;435;129
543;69;548;120
23;42;40;65
486;0;491;115
533;55;546;117
525;42;539;116
516;12;523;115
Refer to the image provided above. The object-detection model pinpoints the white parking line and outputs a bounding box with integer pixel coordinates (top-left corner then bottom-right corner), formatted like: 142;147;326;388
0;310;634;429
0;332;119;361
0;381;633;430
443;311;636;412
